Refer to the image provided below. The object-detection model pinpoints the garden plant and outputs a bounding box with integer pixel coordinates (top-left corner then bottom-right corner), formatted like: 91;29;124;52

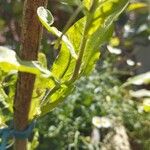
1;0;149;149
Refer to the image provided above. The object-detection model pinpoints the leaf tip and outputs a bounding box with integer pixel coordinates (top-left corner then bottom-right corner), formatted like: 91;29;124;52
37;6;54;26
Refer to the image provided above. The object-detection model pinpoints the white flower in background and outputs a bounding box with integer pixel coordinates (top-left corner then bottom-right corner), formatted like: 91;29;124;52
92;116;112;128
107;45;122;55
126;59;135;66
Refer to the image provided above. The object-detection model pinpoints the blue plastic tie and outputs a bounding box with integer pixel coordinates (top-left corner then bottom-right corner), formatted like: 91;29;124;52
0;120;36;150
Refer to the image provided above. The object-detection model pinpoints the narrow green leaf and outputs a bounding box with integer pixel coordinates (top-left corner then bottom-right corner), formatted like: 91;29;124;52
127;2;148;12
41;85;74;116
37;6;54;27
51;18;84;81
82;0;129;75
37;7;77;59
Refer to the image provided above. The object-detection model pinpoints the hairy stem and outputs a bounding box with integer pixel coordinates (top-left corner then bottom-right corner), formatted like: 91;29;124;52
13;0;47;150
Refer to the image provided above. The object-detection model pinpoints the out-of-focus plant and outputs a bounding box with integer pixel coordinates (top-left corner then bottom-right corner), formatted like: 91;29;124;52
36;51;150;149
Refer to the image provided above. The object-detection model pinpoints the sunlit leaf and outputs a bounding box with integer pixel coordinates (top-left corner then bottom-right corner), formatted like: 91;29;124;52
83;0;91;10
127;2;148;12
37;6;77;59
41;85;74;116
39;0;129;116
38;52;47;68
51;18;84;81
29;53;52;119
0;46;51;77
82;0;129;75
37;6;54;27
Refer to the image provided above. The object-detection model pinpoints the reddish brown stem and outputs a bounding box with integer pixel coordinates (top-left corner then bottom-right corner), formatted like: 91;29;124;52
13;0;47;150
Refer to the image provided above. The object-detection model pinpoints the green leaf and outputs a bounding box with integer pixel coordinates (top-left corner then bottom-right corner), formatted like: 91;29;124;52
83;0;91;10
37;6;77;59
0;46;51;77
82;0;129;75
41;84;74;116
51;18;84;81
39;0;130;116
57;0;129;78
82;25;113;75
38;52;47;68
37;6;54;27
127;2;148;12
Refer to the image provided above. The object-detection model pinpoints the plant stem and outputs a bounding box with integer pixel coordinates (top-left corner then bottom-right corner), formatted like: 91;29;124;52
13;0;47;150
70;29;88;82
70;1;97;82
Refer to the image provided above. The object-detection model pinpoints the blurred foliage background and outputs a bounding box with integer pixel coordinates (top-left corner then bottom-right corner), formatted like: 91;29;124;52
0;0;150;150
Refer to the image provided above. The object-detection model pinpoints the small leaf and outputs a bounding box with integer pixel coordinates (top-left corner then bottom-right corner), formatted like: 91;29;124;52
38;52;47;68
41;85;74;116
37;7;77;59
37;6;54;27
